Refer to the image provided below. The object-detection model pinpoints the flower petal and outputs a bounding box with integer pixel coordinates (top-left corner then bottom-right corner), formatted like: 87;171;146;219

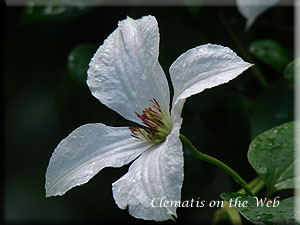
112;123;183;221
237;0;279;28
87;16;170;125
170;44;252;123
45;123;153;197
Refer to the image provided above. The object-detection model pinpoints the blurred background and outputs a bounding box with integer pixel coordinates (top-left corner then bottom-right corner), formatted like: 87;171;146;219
4;2;294;224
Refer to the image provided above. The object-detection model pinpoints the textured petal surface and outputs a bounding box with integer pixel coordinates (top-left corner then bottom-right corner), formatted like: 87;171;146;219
112;123;183;221
87;16;170;125
45;123;153;197
237;0;279;28
170;44;252;123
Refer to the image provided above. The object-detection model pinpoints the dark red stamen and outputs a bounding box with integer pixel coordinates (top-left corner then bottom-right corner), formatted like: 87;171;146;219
130;98;167;141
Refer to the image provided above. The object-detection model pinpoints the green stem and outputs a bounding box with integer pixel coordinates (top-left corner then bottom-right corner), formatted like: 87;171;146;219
237;176;265;196
179;134;253;196
217;12;269;88
264;189;274;199
252;179;265;196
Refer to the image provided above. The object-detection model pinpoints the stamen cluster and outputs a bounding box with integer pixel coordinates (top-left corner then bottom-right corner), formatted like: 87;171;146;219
130;99;172;142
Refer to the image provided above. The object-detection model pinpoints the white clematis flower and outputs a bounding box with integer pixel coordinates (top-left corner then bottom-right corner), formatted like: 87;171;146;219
45;15;252;221
237;0;279;28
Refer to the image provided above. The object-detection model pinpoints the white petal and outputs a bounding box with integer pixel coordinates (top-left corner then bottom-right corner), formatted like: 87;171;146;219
87;16;170;125
170;44;252;123
237;0;279;28
45;123;153;197
112;123;183;221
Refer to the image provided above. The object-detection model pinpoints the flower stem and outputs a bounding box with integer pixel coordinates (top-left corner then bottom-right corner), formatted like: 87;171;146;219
238;176;264;196
179;134;253;196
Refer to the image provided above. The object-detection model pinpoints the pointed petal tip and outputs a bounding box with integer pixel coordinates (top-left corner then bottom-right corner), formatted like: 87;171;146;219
243;62;254;71
45;189;55;198
45;192;65;198
45;185;64;198
168;210;178;221
168;214;176;222
245;22;252;31
45;192;54;198
45;192;51;198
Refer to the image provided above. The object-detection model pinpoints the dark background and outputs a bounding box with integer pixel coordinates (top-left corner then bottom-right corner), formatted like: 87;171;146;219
4;3;294;225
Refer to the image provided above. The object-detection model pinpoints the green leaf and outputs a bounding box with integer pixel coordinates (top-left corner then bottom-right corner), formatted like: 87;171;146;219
248;121;300;195
221;192;300;225
68;43;97;86
284;58;300;84
250;86;294;139
22;0;93;23
249;39;292;72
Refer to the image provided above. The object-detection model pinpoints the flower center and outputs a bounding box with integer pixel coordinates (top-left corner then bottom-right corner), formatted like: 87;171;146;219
129;98;172;143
